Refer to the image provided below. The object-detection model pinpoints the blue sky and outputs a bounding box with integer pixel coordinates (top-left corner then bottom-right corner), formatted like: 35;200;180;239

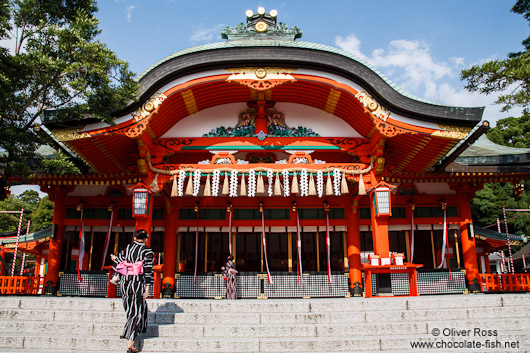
96;0;528;125
8;1;530;197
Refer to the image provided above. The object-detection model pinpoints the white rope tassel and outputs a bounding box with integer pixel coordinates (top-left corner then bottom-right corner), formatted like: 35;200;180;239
149;173;159;193
340;172;349;194
257;171;265;194
240;173;247;196
203;173;211;197
358;175;366;195
222;172;229;195
171;175;178;197
325;172;333;195
291;172;299;194
274;172;282;196
185;172;193;195
308;173;317;196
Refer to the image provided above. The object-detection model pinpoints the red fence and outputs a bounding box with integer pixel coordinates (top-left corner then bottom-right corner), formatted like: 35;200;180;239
0;276;44;295
480;274;530;293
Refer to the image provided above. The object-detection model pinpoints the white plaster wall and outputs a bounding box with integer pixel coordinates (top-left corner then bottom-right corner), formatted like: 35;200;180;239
161;102;361;138
414;183;456;195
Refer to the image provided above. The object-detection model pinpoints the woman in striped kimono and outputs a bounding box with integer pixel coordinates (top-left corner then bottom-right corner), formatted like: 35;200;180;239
111;229;154;353
222;255;237;299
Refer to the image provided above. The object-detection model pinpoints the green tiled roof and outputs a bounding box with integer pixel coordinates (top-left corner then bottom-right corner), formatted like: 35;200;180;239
137;40;439;106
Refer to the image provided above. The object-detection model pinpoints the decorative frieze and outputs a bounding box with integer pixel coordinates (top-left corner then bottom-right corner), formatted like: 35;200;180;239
354;90;391;121
131;91;167;122
226;67;296;90
432;125;471;140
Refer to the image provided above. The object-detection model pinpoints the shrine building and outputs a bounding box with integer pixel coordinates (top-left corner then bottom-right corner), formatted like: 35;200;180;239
4;7;530;298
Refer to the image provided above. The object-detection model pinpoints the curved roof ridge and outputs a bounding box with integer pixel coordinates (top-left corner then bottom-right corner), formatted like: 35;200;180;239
136;40;446;108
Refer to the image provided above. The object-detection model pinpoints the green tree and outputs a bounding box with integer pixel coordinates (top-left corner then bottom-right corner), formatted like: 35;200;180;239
30;195;54;230
0;190;53;232
461;1;530;113
0;0;138;199
462;0;530;238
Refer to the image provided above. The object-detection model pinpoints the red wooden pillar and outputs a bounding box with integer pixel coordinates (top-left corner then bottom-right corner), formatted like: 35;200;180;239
370;196;390;259
162;198;178;298
0;247;5;275
458;194;480;292
346;199;363;296
44;187;67;295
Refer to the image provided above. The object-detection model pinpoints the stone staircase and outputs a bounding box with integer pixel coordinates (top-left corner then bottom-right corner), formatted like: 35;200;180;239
0;294;529;353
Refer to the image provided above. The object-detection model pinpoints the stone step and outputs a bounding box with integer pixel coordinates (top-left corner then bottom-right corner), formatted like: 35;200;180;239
1;294;530;352
4;293;529;313
2;333;529;352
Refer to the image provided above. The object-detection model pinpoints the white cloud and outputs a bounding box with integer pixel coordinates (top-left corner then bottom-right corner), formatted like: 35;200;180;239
334;34;514;126
189;25;224;44
126;5;136;23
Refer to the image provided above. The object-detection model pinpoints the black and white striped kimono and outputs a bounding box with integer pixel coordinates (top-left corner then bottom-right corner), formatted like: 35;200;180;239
113;241;154;341
223;259;237;299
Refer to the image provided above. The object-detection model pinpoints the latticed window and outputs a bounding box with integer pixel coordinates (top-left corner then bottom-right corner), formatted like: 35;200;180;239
298;208;345;220
179;208;226;220
233;208;290;220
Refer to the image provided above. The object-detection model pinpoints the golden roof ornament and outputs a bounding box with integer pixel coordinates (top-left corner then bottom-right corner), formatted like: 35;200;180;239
221;7;302;41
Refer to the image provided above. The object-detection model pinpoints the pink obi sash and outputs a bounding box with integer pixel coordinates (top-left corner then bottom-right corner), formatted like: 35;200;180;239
116;261;144;276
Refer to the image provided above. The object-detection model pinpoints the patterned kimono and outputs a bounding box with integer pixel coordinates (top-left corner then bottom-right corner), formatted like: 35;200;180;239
113;241;154;341
223;259;237;299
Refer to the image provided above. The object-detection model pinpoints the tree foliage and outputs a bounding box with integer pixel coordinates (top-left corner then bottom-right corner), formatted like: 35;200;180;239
0;0;137;196
0;189;52;233
470;116;530;237
461;1;530;114
463;1;530;237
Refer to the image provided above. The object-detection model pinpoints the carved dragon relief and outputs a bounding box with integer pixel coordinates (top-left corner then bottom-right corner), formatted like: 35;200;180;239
226;67;297;90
